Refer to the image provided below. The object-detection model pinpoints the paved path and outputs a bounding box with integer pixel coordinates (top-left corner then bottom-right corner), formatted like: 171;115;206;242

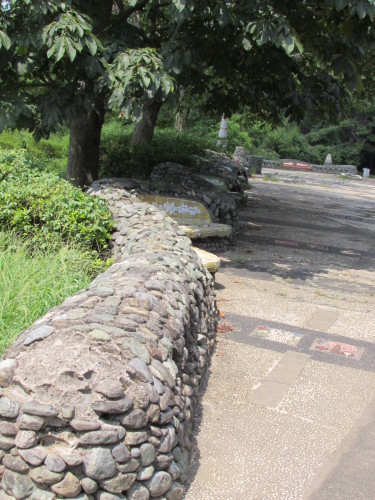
185;169;375;499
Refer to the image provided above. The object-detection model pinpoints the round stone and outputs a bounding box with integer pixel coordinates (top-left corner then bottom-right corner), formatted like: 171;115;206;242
140;443;155;467
146;471;172;497
81;477;98;494
51;472;82;497
83;447;117;480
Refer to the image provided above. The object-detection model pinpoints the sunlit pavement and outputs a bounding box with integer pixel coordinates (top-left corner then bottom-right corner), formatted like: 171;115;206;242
185;169;375;499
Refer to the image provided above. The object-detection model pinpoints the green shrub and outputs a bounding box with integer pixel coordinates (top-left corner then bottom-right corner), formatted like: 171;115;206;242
100;123;215;178
0;129;69;177
0;231;110;353
0;149;114;250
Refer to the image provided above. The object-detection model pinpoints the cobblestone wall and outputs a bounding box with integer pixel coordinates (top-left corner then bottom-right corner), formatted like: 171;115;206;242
263;159;358;174
0;183;217;499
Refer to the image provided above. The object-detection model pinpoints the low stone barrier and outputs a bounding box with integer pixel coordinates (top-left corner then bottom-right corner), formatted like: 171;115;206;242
149;163;240;238
0;182;217;499
263;159;358;174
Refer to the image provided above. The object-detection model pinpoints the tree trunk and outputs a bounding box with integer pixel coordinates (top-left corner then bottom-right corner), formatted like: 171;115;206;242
131;99;163;146
67;102;105;188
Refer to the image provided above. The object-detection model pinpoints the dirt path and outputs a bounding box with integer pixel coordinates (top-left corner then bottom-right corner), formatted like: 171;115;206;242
185;169;375;499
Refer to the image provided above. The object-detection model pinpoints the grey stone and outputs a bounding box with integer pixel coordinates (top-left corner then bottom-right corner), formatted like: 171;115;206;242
134;439;146;455
2;469;36;498
117;458;140;473
89;330;111;341
143;383;159;404
80;430;122;445
19;447;47;466
51;472;82;497
2;454;29;473
128;358;153;383
146;471;172;497
17;413;44;431
0;397;19;418
147;404;160;424
83;448;117;480
0;435;15;450
166;482;184;500
125;431;148;446
61;405;75;420
100;473;137;493
158;427;177;454
95;379;123;399
122;340;150;364
29;466;64;485
137;465;154;481
152;377;165;395
81;477;98;494
45;454;66;472
0;422;18;436
154;454;174;471
140;443;156;467
14;430;37;449
92;398;133;414
150;360;175;388
111;443;131;463
59;451;83;467
0;359;18;388
70;419;101;432
119;409;148;430
127;482;150;500
96;492;125;499
30;489;56;500
22;401;58;418
125;384;149;409
24;325;54;345
168;461;180;481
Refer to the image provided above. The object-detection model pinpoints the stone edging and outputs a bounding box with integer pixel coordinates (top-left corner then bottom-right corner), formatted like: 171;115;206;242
0;181;217;499
263;159;358;174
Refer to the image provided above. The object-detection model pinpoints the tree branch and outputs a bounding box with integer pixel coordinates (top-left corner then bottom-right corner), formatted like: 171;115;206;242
122;0;151;19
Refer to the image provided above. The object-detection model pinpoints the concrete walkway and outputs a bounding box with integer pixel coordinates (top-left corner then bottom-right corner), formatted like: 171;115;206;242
185;169;375;499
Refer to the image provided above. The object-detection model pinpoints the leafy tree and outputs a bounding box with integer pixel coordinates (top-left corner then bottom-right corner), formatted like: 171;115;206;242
1;0;375;185
0;0;173;186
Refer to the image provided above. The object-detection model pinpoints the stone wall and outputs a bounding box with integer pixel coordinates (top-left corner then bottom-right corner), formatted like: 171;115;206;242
263;159;358;174
0;183;217;499
149;163;240;238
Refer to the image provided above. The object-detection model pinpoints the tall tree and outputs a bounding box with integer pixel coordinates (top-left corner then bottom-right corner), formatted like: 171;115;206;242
1;0;375;184
0;0;173;186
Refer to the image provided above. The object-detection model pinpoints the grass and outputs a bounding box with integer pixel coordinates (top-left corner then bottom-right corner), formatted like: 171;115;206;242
0;232;102;354
262;174;280;182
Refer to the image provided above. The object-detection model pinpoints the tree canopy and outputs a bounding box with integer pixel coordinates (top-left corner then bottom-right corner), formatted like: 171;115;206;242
1;0;375;185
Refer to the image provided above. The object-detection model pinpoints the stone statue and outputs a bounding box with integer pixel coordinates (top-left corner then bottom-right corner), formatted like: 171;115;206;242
324;153;332;165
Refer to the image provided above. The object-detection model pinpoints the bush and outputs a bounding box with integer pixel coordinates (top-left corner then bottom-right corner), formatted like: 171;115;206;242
100;121;215;178
0;129;69;177
0;149;114;250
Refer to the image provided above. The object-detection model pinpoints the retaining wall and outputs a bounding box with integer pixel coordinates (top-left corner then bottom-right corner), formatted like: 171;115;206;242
0;182;217;499
263;159;358;174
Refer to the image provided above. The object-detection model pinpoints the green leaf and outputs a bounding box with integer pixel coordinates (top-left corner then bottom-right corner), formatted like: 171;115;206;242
335;0;347;11
85;35;97;56
0;30;11;50
64;37;77;62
